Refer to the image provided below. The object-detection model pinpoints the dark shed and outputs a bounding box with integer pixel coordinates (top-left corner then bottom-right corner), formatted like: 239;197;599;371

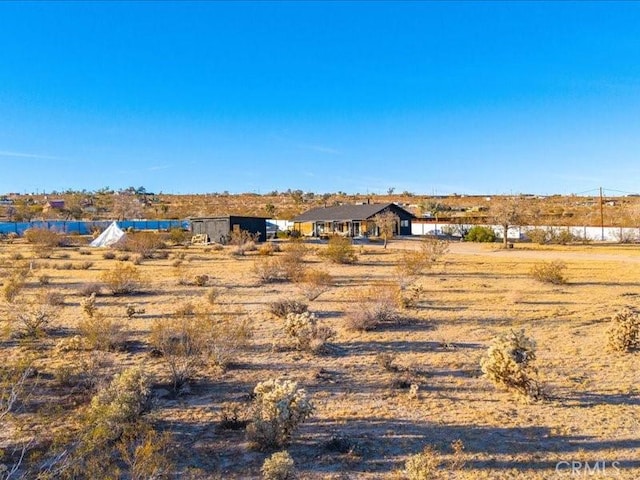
190;216;267;243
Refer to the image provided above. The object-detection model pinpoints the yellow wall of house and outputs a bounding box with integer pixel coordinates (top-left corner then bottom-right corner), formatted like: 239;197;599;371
295;222;314;235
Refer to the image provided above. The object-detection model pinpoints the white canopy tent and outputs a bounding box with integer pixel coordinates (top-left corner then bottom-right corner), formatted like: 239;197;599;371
90;221;125;247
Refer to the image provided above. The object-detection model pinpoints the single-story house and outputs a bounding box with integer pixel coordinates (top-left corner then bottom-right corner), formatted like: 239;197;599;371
190;216;268;244
42;200;65;214
292;203;415;237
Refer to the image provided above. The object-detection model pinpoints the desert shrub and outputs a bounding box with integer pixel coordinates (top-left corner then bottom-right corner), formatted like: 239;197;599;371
269;299;308;318
38;274;51;285
396;284;424;309
247;379;313;449
149;316;207;391
24;227;66;247
608;307;640;352
405;446;441;480
14;302;56;338
102;250;116;260
261;451;296;480
346;286;399;331
78;249;92;256
526;228;549;245
205;288;219;305
529;260;567;284
174;301;195;317
2;274;26;303
229;229;261;247
527;228;576;245
169;227;188;245
59;252;71;259
396;237;449;282
297;268;333;301
319;236;357;264
150;311;251;390
119;231;166;258
375;352;397;372
79;282;102;298
194;274;209;287
254;257;290;283
117;424;174;480
0;357;33;419
85;366;150;442
218;401;249;430
101;263;144;295
259;242;280;256
79;311;126;351
117;253;131;261
284;312;335;354
42;290;65;306
125;304;146;319
464;226;496;243
9;252;23;260
480;329;542;400
132;254;144;265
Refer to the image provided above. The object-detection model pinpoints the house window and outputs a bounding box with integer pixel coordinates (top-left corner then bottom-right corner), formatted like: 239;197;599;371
400;220;409;227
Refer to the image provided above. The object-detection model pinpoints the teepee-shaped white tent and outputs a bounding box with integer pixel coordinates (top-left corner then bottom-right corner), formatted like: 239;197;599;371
90;221;125;247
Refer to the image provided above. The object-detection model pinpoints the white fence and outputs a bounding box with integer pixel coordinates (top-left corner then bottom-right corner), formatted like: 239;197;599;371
411;222;640;243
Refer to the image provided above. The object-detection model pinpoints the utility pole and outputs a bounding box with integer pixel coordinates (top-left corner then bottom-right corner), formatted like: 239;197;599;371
600;187;604;241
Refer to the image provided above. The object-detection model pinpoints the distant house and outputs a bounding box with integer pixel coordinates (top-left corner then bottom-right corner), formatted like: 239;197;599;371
190;216;268;244
42;200;65;215
292;203;414;237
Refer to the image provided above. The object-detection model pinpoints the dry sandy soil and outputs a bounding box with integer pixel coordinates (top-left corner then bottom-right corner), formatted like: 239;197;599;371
1;236;639;479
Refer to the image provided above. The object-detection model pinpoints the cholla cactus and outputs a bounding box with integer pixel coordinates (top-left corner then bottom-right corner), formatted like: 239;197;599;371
81;292;97;318
261;451;296;480
248;379;313;449
480;329;541;399
608;308;640;352
284;312;334;354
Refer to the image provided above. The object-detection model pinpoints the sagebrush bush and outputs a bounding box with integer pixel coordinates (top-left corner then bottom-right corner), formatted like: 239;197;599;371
42;290;65;306
346;286;399;331
247;379;313;449
269;299;308;318
480;329;542;400
101;263;144;295
24;227;67;247
319;236;357;264
608;307;640;352
261;451;297;480
79;311;126;351
297;268;333;301
86;366;150;442
102;250;116;260
2;274;26;303
529;260;567;285
396;237;449;280
284;312;335;354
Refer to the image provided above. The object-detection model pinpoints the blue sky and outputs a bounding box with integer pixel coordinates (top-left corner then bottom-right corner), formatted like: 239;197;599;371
1;1;640;195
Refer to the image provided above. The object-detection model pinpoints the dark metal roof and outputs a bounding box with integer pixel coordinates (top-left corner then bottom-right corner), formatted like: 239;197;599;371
292;203;413;222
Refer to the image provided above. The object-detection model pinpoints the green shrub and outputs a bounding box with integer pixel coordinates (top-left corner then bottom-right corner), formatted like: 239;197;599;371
319;236;357;264
608;308;640;352
464;226;496;243
529;260;567;284
480;329;542;400
79;311;126;351
247;379;313;449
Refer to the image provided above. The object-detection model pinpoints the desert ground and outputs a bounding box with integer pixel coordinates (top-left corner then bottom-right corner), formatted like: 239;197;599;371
1;234;639;479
